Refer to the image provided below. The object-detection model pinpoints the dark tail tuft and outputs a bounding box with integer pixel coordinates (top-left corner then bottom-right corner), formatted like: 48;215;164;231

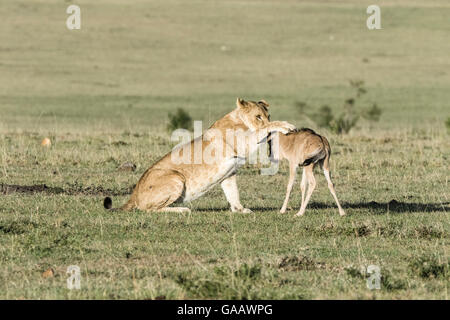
103;197;113;210
301;148;327;166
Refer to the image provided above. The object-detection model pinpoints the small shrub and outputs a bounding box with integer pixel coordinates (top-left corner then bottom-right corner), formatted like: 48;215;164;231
234;263;262;279
310;105;334;128
279;255;325;271
345;266;365;279
0;220;38;235
350;79;367;97
381;272;408;291
174;263;263;299
409;256;448;279
445;117;450;132
298;80;382;134
351;224;371;237
175;273;223;298
295;101;308;114
167;108;193;132
362;103;382;122
329;113;359;135
345;266;407;291
413;226;443;239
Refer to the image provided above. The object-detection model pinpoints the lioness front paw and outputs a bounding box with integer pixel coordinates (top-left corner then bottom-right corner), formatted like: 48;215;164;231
232;206;252;214
280;121;296;132
270;121;296;134
230;205;251;214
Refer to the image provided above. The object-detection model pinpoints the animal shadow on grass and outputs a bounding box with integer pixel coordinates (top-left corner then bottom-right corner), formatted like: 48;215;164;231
2;183;448;214
344;200;448;214
249;200;449;214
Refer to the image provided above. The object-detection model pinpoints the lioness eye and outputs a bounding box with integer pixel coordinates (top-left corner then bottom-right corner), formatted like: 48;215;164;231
256;115;262;121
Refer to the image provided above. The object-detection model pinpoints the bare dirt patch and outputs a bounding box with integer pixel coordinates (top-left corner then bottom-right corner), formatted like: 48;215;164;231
0;183;133;196
0;184;64;195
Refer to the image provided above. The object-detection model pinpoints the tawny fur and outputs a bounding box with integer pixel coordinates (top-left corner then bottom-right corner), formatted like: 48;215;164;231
104;98;296;214
273;128;346;216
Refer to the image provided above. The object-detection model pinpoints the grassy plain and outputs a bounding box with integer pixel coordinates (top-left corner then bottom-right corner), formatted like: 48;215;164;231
0;0;448;299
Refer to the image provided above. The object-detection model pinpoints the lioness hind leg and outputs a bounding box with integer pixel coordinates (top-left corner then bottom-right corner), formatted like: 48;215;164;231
135;170;190;213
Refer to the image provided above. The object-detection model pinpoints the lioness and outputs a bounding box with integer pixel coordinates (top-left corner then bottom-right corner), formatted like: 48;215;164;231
104;98;296;213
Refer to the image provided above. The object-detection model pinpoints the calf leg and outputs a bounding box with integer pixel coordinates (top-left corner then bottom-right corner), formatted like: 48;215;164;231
280;162;297;213
300;167;307;208
323;168;345;216
296;165;315;216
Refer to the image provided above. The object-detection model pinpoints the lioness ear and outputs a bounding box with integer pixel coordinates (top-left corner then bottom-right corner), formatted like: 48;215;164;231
236;98;247;109
258;100;269;109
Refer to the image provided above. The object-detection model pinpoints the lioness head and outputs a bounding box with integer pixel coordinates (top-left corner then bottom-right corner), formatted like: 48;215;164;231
236;98;270;131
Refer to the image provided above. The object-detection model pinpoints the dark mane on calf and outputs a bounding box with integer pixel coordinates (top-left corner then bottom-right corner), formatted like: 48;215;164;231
285;127;316;136
298;128;317;134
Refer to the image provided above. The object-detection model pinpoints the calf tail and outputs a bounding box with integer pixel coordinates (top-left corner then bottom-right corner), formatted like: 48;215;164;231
301;134;331;167
301;147;327;166
318;135;331;170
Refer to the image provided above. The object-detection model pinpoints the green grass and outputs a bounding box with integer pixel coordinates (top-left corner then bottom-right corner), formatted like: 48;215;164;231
0;0;449;299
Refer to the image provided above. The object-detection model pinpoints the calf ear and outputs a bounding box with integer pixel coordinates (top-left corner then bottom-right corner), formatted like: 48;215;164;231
258;100;270;109
236;98;247;109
